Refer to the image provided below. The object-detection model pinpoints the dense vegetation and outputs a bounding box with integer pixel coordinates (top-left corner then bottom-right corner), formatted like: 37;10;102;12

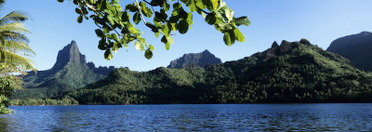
327;31;372;71
10;97;78;106
67;39;372;104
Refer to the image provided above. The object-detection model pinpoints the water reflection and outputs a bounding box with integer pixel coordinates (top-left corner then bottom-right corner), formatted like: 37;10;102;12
0;104;371;131
0;117;10;131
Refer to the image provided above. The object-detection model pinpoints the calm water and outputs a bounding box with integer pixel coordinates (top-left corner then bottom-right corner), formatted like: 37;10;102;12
1;104;372;131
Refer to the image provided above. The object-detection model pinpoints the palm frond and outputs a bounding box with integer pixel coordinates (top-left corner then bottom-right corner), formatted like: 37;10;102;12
0;11;35;73
0;49;34;71
1;41;35;55
0;31;29;43
0;22;30;33
0;11;28;25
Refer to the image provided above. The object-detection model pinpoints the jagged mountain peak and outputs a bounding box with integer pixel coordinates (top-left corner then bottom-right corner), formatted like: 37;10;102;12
52;40;86;71
201;49;211;54
167;49;222;69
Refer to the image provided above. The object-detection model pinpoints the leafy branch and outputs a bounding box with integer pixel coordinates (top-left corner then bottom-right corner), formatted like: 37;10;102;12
58;0;250;60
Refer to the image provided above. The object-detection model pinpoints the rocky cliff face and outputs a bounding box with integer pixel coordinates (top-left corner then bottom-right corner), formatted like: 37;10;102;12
167;50;222;68
52;40;86;71
327;31;372;71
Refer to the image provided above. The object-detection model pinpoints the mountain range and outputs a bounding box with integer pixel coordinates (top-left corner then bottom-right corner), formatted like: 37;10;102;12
67;39;372;104
12;32;372;105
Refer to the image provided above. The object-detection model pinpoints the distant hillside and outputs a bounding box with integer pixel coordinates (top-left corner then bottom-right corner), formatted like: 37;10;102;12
167;50;222;68
327;31;372;71
68;39;372;104
13;40;114;100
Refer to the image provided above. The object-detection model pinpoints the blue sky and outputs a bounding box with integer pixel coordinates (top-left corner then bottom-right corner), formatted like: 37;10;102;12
3;0;372;71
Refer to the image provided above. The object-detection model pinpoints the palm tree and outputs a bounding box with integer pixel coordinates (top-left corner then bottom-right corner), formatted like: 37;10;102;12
0;8;35;73
0;0;35;114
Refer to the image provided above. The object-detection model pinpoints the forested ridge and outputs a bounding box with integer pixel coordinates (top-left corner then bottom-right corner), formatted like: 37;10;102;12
64;39;372;105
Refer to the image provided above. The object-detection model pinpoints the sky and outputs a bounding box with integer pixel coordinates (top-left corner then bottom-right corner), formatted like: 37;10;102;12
2;0;372;71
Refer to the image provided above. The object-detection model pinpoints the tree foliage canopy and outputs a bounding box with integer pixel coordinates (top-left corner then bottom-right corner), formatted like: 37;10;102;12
58;0;250;59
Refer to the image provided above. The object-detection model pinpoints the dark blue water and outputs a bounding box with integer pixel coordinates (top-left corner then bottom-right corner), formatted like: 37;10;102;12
1;104;372;131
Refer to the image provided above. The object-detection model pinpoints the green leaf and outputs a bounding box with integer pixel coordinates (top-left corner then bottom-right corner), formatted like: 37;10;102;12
205;13;216;25
102;25;112;33
154;11;168;22
104;49;113;60
150;0;163;6
98;39;107;50
165;43;170;50
149;45;154;51
121;11;130;22
110;33;119;42
145;49;153;59
139;1;150;17
125;4;138;12
234;16;250;26
166;35;174;45
211;0;219;10
161;1;170;11
95;29;104;38
223;32;231;46
134;41;144;51
202;0;213;10
146;22;158;32
173;3;182;10
161;24;170;36
154;32;159;38
187;12;193;27
216;23;233;31
81;7;88;15
233;28;244;42
112;42;122;52
216;1;234;22
177;19;189;34
169;23;177;31
187;0;197;12
169;16;179;23
161;35;167;43
77;15;83;23
57;0;64;3
133;12;141;24
161;35;174;50
146;8;153;17
195;0;207;9
75;8;82;14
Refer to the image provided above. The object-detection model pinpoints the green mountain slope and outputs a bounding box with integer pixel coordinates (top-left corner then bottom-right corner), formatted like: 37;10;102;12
68;39;372;104
12;41;112;101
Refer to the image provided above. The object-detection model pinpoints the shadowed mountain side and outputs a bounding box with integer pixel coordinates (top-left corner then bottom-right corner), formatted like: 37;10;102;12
327;31;372;71
68;39;372;104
